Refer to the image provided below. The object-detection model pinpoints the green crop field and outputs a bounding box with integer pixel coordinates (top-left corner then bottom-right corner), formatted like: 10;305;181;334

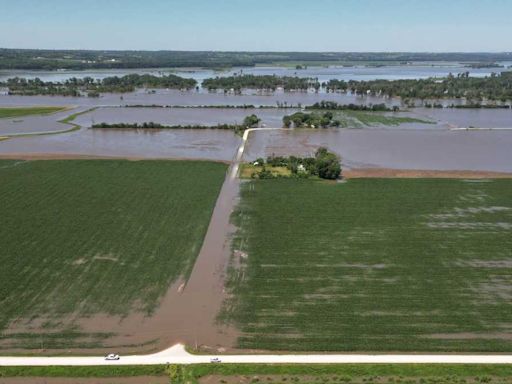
0;106;68;119
341;110;433;126
0;159;227;349
3;364;512;384
330;110;432;127
223;178;512;352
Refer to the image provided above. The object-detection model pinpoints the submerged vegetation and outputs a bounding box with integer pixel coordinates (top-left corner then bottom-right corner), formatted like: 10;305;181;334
1;73;197;96
92;113;261;133
92;121;250;134
306;101;399;112
282;109;431;128
344;72;512;101
0;106;68;118
225;178;512;351
203;74;320;91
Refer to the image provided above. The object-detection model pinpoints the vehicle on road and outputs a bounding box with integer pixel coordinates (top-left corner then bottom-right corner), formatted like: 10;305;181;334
105;353;120;361
210;357;222;363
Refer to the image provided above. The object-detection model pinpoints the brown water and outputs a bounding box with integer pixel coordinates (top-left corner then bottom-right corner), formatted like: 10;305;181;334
0;107;85;135
0;128;241;161
74;107;297;127
0;89;400;108
244;128;512;173
413;107;512;128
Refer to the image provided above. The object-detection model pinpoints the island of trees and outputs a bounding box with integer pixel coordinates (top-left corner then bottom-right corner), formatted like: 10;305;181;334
1;74;197;96
305;101;399;112
202;75;320;92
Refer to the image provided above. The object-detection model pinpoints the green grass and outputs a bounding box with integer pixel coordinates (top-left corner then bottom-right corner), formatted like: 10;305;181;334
223;178;512;352
341;110;433;126
0;106;68;119
4;364;512;383
240;164;292;179
0;160;227;349
176;364;512;384
0;365;166;378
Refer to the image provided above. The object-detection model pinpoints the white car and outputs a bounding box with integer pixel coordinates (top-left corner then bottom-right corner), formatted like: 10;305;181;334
105;353;120;361
210;357;221;363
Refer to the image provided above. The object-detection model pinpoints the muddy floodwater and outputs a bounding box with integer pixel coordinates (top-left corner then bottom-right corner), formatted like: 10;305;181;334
0;107;85;135
74;107;298;127
244;128;512;173
0;128;241;161
413;107;512;128
0;89;401;107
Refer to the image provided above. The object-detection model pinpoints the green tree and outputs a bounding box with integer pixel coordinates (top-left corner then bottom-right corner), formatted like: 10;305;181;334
243;114;261;128
315;147;341;180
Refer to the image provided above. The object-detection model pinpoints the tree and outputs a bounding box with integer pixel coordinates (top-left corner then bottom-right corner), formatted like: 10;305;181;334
243;114;261;128
315;147;341;180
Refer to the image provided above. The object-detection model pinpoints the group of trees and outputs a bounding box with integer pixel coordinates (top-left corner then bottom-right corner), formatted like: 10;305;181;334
254;147;341;180
91;114;260;133
306;101;398;111
283;111;341;128
202;75;320;92
344;72;512;102
1;74;197;96
92;121;247;133
4;70;512;101
243;114;261;128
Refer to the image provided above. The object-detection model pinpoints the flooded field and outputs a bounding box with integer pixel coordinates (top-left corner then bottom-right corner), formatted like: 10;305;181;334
74;107;298;127
1;62;508;84
413;107;512;128
244;128;512;173
0;128;240;161
0;89;400;107
0;107;86;135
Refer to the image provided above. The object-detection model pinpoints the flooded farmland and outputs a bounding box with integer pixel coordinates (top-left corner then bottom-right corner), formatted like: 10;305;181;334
1;62;508;83
244;128;512;173
0;128;241;161
73;106;298;127
1;63;512;354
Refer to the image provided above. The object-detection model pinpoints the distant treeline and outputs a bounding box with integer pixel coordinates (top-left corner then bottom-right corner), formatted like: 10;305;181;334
1;74;196;96
123;104;300;109
306;101;399;112
341;72;512;101
1;48;511;70
202;75;320;91
91;119;257;134
424;102;511;109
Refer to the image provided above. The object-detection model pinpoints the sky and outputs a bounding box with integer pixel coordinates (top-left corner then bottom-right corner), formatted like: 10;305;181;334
1;0;511;52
